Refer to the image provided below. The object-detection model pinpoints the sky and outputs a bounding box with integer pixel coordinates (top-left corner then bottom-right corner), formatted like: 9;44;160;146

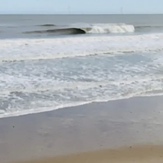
0;0;163;14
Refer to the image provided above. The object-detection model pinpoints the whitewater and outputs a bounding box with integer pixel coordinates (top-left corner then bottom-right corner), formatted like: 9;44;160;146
1;33;163;62
1;14;163;118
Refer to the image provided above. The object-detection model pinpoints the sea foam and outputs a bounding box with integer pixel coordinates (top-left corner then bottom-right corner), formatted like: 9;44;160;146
1;32;163;118
0;33;163;62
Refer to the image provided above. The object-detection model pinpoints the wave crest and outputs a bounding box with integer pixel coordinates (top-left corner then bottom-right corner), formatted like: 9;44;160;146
25;23;135;35
83;23;135;34
25;28;86;35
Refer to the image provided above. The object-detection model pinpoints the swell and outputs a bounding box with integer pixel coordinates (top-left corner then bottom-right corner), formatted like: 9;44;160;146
24;23;135;35
25;24;163;36
135;25;163;28
24;28;86;35
135;25;163;32
38;24;56;27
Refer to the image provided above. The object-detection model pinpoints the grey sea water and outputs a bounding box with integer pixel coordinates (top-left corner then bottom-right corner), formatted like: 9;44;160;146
1;14;163;118
1;14;163;38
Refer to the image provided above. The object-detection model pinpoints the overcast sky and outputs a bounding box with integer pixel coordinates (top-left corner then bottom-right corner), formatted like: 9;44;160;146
0;0;163;14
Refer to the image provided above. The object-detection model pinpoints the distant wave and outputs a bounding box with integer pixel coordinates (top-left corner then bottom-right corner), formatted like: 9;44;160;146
38;24;56;27
135;25;163;28
26;24;163;36
25;23;135;35
135;25;163;32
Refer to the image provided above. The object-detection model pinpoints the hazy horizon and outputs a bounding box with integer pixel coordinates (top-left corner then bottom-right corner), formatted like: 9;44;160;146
0;0;163;14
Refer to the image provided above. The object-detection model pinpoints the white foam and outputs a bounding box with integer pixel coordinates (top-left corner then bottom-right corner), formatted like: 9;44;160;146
85;23;135;34
0;33;163;62
1;33;163;118
1;71;163;118
1;92;163;119
69;23;135;34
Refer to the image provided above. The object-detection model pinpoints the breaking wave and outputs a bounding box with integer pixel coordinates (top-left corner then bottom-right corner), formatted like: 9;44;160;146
0;33;163;62
25;23;135;35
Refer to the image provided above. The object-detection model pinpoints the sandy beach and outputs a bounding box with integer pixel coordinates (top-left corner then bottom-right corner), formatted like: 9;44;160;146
1;95;163;163
22;145;163;163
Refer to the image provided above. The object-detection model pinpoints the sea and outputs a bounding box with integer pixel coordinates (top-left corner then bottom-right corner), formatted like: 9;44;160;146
1;14;163;118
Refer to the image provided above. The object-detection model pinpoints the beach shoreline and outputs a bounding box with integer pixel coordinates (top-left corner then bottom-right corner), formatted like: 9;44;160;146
1;95;163;163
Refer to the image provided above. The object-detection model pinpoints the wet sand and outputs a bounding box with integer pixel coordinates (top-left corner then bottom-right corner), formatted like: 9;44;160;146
23;145;163;163
1;95;163;163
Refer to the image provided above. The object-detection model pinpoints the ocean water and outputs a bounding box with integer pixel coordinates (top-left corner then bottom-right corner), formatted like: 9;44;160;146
1;14;163;118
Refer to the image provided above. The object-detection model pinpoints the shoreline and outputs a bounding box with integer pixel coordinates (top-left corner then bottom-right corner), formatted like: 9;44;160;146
1;95;163;163
1;94;163;119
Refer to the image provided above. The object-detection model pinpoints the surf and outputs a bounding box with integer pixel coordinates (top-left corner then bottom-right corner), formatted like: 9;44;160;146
25;23;135;35
0;33;163;62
